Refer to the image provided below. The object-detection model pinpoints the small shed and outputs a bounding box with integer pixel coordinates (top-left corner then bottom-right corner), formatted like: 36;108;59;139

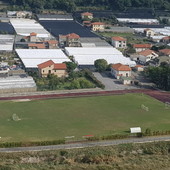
130;127;141;134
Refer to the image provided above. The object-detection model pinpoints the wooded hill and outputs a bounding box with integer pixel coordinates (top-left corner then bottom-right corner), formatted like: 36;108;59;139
4;0;170;12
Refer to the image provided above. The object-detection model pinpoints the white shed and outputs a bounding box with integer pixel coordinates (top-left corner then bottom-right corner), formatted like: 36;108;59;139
130;127;141;133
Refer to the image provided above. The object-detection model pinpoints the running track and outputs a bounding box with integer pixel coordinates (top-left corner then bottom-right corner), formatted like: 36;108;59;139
0;89;170;103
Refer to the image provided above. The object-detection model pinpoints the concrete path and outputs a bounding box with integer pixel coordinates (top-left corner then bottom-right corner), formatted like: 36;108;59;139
0;136;170;153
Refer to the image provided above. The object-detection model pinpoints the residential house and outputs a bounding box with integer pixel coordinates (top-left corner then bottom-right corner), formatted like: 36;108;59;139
83;21;91;27
37;60;67;78
91;22;105;31
159;49;170;56
161;36;170;44
133;44;152;52
144;29;155;37
59;33;81;47
111;36;127;48
111;63;132;79
28;43;46;49
81;12;93;20
46;40;58;49
138;49;158;64
134;65;144;71
66;33;81;47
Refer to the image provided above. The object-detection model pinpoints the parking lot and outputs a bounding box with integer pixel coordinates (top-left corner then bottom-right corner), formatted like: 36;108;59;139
93;72;139;90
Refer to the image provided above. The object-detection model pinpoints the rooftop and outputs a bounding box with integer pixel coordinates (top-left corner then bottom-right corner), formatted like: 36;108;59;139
81;12;93;16
138;49;155;56
112;63;131;71
159;49;170;55
112;36;126;41
133;44;152;48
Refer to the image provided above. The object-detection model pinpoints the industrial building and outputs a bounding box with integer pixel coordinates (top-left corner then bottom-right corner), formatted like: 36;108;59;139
15;49;70;71
65;47;136;67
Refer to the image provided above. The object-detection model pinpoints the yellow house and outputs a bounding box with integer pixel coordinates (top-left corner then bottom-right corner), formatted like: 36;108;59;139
37;60;67;78
91;22;105;31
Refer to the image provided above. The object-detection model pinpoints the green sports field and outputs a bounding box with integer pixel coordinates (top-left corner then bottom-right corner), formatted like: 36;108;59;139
0;93;169;142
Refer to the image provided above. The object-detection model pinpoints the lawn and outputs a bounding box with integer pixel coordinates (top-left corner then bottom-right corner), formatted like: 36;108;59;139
0;93;169;142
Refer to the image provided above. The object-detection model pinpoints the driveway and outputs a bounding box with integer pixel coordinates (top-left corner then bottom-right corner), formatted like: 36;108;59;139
93;72;138;90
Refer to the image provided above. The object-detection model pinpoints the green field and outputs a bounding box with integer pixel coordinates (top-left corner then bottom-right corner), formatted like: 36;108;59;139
0;93;169;142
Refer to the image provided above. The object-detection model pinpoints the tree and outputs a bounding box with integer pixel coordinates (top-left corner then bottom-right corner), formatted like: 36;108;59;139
64;62;77;73
94;59;108;72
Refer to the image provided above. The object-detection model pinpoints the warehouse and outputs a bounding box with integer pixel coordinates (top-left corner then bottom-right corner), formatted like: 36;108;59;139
10;18;51;38
65;47;136;67
0;35;15;52
16;49;70;71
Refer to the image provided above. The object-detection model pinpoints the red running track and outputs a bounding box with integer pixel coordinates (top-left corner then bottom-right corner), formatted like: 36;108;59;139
0;89;169;103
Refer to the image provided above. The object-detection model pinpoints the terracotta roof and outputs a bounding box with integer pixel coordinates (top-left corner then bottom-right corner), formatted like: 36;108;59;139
46;40;58;44
112;63;131;71
53;63;67;70
30;32;37;36
92;22;105;25
66;33;80;39
138;49;155;56
81;12;93;16
37;60;54;69
135;65;144;68
162;36;170;40
28;43;46;49
133;44;152;48
112;36;126;41
159;49;170;55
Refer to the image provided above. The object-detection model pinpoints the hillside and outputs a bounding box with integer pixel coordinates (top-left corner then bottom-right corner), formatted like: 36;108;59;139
0;141;170;169
3;0;170;12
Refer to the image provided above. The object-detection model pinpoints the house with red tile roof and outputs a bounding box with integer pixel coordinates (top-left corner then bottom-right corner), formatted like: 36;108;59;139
81;12;93;20
59;33;81;47
37;60;67;77
111;36;127;48
159;49;170;56
28;43;46;49
91;22;105;31
138;49;158;64
111;63;132;79
144;29;155;37
161;36;170;44
133;44;152;52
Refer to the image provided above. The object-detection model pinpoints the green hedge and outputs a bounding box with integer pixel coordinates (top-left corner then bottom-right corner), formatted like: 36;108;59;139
0;139;65;148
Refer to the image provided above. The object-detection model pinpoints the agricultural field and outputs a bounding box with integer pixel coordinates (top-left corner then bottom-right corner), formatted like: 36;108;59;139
0;93;169;143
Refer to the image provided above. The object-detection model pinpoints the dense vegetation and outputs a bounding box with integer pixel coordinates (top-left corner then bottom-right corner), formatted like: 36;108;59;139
145;63;170;91
0;141;170;169
5;0;170;12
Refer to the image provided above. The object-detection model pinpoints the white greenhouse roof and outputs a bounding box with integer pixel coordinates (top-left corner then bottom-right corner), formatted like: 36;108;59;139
16;49;70;68
117;18;159;23
10;18;51;38
0;35;14;51
65;47;136;66
0;76;36;89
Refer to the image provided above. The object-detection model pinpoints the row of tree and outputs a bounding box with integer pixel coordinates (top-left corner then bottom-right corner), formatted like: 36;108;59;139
5;0;170;12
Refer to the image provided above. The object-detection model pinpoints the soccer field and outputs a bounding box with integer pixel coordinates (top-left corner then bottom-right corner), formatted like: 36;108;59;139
0;93;169;142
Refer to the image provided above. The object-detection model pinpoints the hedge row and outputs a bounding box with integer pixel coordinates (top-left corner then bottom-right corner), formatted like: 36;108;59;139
84;69;105;89
0;139;65;148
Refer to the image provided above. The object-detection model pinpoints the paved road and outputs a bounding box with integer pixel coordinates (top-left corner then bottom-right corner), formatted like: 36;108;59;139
93;72;138;90
0;136;170;153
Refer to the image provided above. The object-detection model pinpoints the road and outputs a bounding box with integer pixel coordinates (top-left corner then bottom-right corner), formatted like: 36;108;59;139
0;136;170;153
